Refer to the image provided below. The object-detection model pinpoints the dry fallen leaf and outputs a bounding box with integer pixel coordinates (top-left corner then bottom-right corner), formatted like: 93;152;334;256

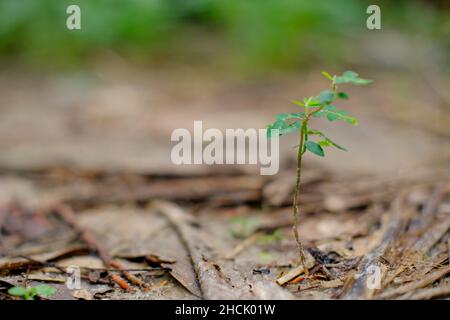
73;289;93;300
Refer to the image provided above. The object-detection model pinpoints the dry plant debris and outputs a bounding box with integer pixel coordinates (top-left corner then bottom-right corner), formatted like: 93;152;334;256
0;166;449;300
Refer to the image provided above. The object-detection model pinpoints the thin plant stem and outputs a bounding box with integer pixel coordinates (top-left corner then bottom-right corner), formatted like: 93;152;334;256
292;120;309;275
291;79;336;274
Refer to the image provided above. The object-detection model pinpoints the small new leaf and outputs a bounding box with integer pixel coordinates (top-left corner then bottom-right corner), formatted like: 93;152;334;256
326;109;348;122
305;141;325;157
337;92;349;99
319;139;348;151
343;70;358;78
279;121;301;136
321;71;334;81
329;140;348;151
275;113;288;121
291;100;304;107
8;286;27;297
267;120;302;138
306;99;321;107
275;112;304;121
312;105;336;118
34;284;56;298
317;90;335;105
323;109;358;125
266;126;278;139
308;129;348;152
334;70;372;85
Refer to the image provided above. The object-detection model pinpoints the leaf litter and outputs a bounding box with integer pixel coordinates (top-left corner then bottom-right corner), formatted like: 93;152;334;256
0;165;449;299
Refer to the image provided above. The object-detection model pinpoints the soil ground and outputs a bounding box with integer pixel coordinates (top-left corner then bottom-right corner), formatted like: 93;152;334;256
0;67;449;299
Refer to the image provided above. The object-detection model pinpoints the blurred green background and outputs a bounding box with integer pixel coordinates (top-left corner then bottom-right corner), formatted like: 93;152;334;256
0;0;448;74
0;0;449;176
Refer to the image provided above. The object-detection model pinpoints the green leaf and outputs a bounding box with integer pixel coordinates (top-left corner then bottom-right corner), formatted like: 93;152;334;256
307;129;324;136
319;139;347;151
351;78;373;85
308;129;348;152
323;109;358;125
33;284;56;298
269;120;287;130
318;140;331;147
267;119;303;138
321;71;334;81
288;112;305;119
312;105;336;118
305;141;325;157
326;110;348;122
305;98;321;107
274;112;305;122
279;121;301;136
291;100;305;107
337;92;349;99
8;286;27;297
334;70;372;86
317;90;335;105
33;285;56;298
275;113;288;121
267;119;287;137
266;125;277;138
326;113;337;121
28;287;38;299
343;70;358;78
328;140;347;151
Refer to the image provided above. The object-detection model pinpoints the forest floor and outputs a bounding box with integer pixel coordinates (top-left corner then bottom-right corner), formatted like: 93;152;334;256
0;68;449;299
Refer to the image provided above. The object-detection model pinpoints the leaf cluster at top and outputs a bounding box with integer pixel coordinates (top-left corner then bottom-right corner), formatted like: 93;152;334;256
267;70;372;157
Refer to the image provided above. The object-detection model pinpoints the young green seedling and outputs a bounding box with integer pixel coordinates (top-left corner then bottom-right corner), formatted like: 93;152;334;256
267;70;372;274
8;284;56;300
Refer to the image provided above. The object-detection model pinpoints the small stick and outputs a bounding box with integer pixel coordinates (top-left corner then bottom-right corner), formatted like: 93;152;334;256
401;284;450;300
276;253;315;286
110;274;134;292
54;205;112;264
378;266;450;299
109;261;152;291
53;204;151;291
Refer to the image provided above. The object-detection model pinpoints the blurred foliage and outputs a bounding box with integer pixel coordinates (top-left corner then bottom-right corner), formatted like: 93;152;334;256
0;0;448;72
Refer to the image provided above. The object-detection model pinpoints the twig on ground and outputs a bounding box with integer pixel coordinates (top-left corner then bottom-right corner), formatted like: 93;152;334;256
378;266;450;299
343;193;410;299
411;216;450;255
392;253;448;285
399;284;450;300
110;274;133;292
53;204;153;292
276;253;316;286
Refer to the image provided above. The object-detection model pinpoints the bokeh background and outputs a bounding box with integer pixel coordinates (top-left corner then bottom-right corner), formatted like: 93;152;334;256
0;0;449;179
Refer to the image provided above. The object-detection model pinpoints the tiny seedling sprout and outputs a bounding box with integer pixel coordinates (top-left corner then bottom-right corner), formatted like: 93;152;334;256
267;70;372;274
7;284;56;300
